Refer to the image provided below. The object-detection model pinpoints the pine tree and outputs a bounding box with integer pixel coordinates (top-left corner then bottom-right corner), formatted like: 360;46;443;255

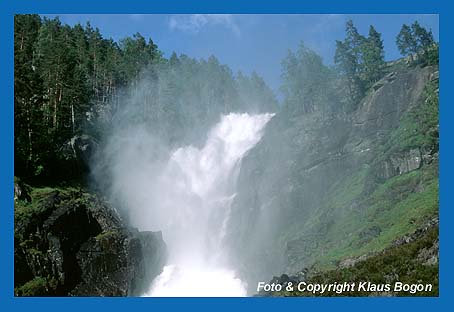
283;43;334;114
345;20;365;64
14;15;280;179
396;22;435;57
335;20;365;106
14;14;46;175
396;24;418;56
361;25;385;86
412;21;434;50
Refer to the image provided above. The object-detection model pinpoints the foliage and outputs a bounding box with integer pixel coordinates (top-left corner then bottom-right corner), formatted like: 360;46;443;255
396;24;417;56
335;21;386;109
14;15;47;177
270;225;438;297
14;184;81;232
378;79;439;159
361;26;385;86
14;277;51;296
275;74;439;272
14;15;440;297
396;21;434;56
396;21;437;66
334;20;366;106
280;22;387;117
281;43;338;114
424;44;439;66
14;15;278;181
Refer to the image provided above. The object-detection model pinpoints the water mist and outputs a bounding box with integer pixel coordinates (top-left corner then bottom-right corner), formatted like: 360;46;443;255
99;110;274;296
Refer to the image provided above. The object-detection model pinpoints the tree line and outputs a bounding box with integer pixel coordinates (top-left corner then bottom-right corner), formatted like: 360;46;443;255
14;15;277;180
14;15;437;181
281;19;438;114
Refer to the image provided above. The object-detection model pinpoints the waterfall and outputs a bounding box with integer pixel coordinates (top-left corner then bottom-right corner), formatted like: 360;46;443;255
140;112;274;296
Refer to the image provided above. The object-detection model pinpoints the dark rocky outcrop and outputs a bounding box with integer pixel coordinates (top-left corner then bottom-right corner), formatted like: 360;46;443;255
57;134;99;179
14;178;31;202
14;187;166;296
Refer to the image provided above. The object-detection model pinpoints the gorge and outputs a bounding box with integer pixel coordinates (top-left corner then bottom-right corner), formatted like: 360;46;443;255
14;15;439;297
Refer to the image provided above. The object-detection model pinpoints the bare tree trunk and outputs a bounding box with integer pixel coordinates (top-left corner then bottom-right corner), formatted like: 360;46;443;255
25;99;33;168
71;103;75;135
53;71;59;129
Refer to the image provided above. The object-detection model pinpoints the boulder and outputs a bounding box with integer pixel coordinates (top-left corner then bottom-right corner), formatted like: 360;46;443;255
14;177;31;202
14;188;166;296
57;134;99;178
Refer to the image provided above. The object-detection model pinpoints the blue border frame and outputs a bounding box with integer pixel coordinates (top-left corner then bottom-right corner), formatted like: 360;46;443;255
1;1;452;311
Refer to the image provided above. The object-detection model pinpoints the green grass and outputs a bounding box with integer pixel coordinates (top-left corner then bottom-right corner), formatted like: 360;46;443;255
278;74;439;272
315;163;438;269
15;184;89;221
268;225;438;297
277;158;438;272
376;80;438;164
325;168;369;210
277;168;369;247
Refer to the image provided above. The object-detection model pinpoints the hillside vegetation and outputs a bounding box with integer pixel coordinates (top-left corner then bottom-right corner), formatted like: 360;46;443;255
14;15;439;296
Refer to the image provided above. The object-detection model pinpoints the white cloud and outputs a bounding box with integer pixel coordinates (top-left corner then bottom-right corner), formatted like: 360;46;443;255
168;14;240;35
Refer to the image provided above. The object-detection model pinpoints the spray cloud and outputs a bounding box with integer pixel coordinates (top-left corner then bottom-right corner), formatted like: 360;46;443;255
94;75;274;296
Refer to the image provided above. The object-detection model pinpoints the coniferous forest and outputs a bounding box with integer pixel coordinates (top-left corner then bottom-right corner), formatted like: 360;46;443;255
15;15;278;182
14;14;439;297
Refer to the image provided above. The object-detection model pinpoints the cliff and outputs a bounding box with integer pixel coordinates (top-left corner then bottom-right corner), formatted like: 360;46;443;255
14;183;166;296
226;62;439;293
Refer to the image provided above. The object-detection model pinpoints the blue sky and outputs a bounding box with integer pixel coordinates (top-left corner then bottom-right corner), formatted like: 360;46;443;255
43;14;439;97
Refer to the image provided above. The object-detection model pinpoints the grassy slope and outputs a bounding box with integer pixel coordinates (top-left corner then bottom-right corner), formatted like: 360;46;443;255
317;163;438;269
265;66;439;297
266;224;438;297
277;70;439;275
318;78;439;269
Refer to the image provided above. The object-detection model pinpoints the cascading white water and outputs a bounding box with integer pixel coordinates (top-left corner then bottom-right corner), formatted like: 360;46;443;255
140;112;274;297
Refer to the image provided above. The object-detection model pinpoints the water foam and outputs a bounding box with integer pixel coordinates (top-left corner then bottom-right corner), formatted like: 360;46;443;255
142;113;273;296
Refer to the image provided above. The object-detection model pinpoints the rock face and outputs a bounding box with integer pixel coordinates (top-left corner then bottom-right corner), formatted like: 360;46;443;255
376;148;421;180
14;178;31;202
57;134;99;179
225;64;439;292
14;188;166;296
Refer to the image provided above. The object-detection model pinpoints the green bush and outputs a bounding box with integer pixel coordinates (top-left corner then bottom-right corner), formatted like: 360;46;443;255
15;277;48;296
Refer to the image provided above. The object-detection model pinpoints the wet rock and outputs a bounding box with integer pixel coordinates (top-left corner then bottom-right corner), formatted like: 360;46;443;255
71;230;134;296
14;178;31;202
130;230;167;295
14;189;166;296
57;134;99;178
